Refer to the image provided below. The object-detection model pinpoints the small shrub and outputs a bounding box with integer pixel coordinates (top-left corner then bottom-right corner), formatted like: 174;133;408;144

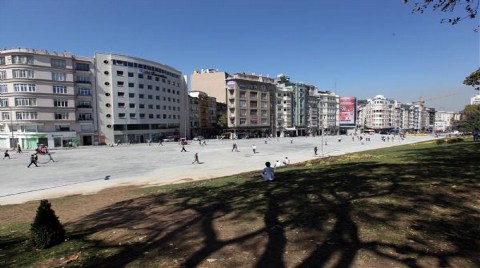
30;200;65;249
436;139;446;145
446;138;464;144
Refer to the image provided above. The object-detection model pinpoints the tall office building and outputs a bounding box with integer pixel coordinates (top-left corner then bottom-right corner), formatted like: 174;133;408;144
0;48;97;148
95;53;188;144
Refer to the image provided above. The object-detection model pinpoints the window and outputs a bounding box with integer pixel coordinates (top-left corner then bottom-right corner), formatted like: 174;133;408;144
1;111;10;120
55;112;69;120
148;104;153;109
147;85;152;90
139;84;144;89
80;124;93;131
54;99;69;107
240;100;246;107
52;72;66;81
155;96;160;100
129;113;136;118
139;104;145;109
250;92;257;98
78;88;91;96
240;109;247;116
129;103;135;108
78;101;91;108
147;75;152;80
116;70;124;76
0;57;5;65
78;113;93;121
240;118;246;125
129;83;134;88
12;55;33;64
129;93;135;98
76;63;89;71
53;86;67;94
55;125;70;131
139;94;144;99
0;71;6;80
118;103;125;108
119;113;126;118
148;95;152;99
15;98;37;106
76;76;90;83
140;113;145;119
0;98;9;107
12;84;36;92
117;81;124;87
128;72;134;77
261;101;267;108
138;74;144;79
149;114;154;118
51;59;67;68
0;84;8;93
118;92;125;97
16;112;38;120
14;69;35;78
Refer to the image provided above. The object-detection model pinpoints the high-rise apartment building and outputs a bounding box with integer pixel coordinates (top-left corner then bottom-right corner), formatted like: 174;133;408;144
94;53;187;144
0;48;97;148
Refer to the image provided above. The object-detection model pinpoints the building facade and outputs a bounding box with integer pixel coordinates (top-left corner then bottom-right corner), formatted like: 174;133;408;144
0;48;97;149
94;53;187;144
188;91;217;138
191;69;230;103
226;73;276;138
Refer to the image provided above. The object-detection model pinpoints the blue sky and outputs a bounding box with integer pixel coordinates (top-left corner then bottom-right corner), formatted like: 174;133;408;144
1;0;478;111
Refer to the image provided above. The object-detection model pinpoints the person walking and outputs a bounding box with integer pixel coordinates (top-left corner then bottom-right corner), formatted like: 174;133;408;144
314;146;318;155
181;144;187;152
232;143;236;152
47;152;56;162
28;153;38;167
261;162;275;181
3;150;10;160
16;144;22;153
252;144;256;154
192;153;200;164
283;157;290;165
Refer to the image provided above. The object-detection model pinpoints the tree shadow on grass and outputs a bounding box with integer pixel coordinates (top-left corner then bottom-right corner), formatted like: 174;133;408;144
4;142;478;267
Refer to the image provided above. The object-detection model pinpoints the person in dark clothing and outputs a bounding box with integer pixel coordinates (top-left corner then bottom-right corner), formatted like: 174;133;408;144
3;150;10;159
192;153;200;164
28;154;38;167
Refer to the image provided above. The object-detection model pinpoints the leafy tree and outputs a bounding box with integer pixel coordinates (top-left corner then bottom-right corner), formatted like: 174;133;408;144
404;0;479;25
216;112;228;133
458;104;480;132
30;200;65;249
463;68;480;93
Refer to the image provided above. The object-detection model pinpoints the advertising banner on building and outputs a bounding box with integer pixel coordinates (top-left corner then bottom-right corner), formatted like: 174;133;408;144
339;97;356;125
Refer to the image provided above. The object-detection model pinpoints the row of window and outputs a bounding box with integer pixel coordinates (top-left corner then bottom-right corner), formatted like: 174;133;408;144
115;81;180;94
117;102;181;111
0;111;92;121
117;113;180;120
114;71;179;86
111;59;180;79
116;92;180;103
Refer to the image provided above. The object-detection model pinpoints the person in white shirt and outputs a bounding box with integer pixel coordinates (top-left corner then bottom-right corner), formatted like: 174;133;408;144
274;160;282;168
283;157;290;165
261;162;274;181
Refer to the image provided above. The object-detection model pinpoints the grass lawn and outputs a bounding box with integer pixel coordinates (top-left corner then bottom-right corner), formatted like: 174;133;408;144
0;139;479;267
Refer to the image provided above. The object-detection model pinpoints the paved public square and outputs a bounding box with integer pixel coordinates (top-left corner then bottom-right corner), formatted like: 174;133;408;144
0;134;434;205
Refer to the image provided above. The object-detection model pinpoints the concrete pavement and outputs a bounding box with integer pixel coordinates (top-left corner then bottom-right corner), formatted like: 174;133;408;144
0;134;433;205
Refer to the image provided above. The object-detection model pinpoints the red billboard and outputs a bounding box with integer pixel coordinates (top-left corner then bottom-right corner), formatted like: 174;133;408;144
339;97;356;125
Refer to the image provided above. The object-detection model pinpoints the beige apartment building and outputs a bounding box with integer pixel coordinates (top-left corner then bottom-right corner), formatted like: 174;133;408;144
188;91;217;138
94;53;188;145
0;48;97;149
191;69;230;103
